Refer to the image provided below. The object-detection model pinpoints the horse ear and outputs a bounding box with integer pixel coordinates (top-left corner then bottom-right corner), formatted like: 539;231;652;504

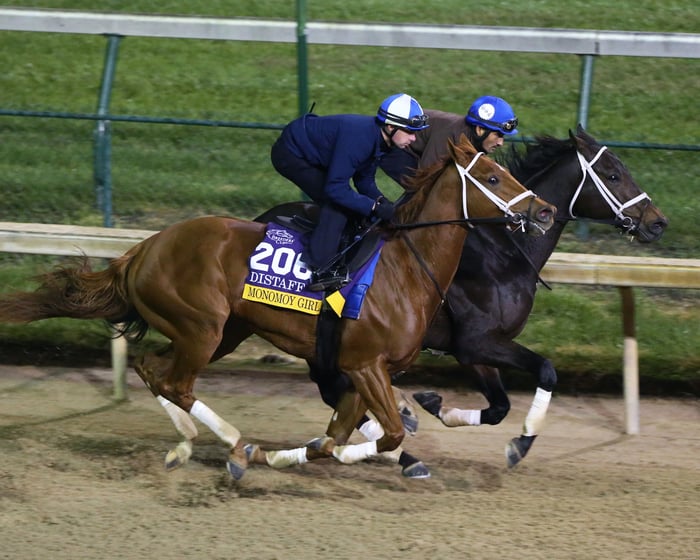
570;124;598;156
569;124;586;142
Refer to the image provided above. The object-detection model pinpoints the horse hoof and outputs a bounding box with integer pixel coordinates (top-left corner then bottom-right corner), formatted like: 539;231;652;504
505;435;536;468
305;436;334;453
400;407;419;435
164;451;183;471
413;391;443;417
164;441;192;471
227;444;250;480
393;388;419;435
226;461;246;480
243;443;261;463
402;461;431;479
306;437;323;451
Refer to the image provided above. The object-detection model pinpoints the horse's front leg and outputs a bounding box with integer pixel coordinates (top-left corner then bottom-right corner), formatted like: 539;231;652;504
319;363;410;467
506;358;555;467
247;389;429;477
247;391;372;469
343;388;427;478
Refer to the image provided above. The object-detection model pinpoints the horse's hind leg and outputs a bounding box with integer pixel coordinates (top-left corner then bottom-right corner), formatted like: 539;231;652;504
135;325;252;478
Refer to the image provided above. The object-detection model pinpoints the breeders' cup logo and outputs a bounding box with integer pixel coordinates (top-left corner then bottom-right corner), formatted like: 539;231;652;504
266;228;294;245
477;103;496;121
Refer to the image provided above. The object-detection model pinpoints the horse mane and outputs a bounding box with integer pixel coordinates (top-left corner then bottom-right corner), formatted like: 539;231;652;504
502;129;600;185
398;135;477;223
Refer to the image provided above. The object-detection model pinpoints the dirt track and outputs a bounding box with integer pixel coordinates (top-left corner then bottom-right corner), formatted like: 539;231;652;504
1;363;698;559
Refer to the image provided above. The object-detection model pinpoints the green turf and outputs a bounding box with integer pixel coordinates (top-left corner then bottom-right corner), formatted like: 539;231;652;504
0;2;698;392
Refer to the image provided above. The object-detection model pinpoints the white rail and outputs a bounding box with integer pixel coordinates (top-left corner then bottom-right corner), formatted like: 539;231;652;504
2;222;699;433
0;8;698;58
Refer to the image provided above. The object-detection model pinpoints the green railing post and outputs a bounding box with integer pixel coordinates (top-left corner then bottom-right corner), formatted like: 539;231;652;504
94;34;121;228
575;54;596;240
296;0;309;116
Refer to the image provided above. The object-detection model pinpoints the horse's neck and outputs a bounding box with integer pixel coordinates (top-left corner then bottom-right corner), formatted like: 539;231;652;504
511;154;580;270
403;169;471;286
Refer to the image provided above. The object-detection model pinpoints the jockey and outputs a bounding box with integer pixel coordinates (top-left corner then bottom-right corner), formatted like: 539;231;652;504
271;93;429;291
379;95;518;187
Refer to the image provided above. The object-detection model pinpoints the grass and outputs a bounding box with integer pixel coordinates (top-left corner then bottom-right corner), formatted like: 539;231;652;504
0;1;698;393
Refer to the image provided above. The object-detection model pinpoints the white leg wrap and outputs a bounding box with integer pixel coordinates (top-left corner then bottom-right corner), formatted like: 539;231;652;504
190;399;241;447
265;447;308;469
358;418;384;441
522;387;552;436
440;408;482;427
357;420;402;463
332;440;378;464
157;395;198;440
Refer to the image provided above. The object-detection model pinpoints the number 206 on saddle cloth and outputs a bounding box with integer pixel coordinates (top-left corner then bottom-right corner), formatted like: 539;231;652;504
242;222;383;319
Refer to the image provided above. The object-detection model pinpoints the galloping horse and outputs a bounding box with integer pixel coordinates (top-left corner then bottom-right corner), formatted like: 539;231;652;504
256;126;667;474
0;136;555;479
412;126;667;467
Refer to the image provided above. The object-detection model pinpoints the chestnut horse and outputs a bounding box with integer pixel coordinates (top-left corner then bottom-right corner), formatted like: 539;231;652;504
0;136;555;479
255;126;667;476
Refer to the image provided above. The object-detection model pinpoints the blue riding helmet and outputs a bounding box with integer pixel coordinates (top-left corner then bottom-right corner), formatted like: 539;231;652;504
465;95;519;135
376;93;430;131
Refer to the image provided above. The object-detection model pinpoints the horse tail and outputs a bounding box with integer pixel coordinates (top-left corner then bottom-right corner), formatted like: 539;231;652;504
0;253;147;339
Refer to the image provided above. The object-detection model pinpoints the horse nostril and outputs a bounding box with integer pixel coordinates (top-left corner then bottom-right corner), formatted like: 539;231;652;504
539;206;556;222
651;219;668;234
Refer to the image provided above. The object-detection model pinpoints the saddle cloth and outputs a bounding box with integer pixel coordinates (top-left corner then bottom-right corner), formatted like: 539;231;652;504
242;222;383;319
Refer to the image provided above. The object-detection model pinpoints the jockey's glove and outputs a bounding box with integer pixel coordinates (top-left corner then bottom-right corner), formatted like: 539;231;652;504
373;197;395;221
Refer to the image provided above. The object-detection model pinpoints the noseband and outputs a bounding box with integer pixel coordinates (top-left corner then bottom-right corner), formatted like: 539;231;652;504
569;146;652;234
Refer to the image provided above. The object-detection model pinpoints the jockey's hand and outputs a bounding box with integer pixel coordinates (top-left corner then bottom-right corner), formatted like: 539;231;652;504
373;198;395;222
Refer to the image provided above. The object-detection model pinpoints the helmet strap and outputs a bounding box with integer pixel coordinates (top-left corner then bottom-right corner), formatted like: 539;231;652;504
383;125;400;145
473;125;491;152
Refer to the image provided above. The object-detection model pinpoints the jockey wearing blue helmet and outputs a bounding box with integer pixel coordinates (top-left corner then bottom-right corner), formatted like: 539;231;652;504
377;93;430;134
466;95;519;137
271;93;428;290
379;95;519;187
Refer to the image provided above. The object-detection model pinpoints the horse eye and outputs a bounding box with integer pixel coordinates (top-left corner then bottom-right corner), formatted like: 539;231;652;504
608;174;619;182
488;176;499;185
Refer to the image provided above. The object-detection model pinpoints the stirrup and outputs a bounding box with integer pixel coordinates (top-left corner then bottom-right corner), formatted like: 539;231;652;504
307;269;350;292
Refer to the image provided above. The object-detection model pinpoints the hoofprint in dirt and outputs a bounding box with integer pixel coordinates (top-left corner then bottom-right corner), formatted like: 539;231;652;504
1;364;698;560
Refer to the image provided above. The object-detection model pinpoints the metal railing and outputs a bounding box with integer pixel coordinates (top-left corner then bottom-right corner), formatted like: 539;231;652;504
1;7;699;228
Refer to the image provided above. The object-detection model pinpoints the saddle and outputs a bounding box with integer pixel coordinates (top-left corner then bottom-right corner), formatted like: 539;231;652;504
257;202;384;282
254;201;385;380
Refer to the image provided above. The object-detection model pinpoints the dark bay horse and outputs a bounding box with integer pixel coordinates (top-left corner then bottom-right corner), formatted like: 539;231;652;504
412;126;667;468
256;126;667;475
0;136;556;479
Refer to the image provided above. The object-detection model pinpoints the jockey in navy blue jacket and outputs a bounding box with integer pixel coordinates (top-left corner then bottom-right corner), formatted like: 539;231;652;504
271;93;429;289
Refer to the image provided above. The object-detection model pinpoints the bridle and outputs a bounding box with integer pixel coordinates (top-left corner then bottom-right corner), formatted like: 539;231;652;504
455;152;541;234
569;146;652;234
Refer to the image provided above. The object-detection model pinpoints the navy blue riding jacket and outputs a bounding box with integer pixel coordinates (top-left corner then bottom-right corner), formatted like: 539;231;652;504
279;114;387;216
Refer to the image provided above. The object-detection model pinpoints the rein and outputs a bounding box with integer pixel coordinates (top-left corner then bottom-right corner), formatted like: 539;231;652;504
389;215;521;230
400;232;447;305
